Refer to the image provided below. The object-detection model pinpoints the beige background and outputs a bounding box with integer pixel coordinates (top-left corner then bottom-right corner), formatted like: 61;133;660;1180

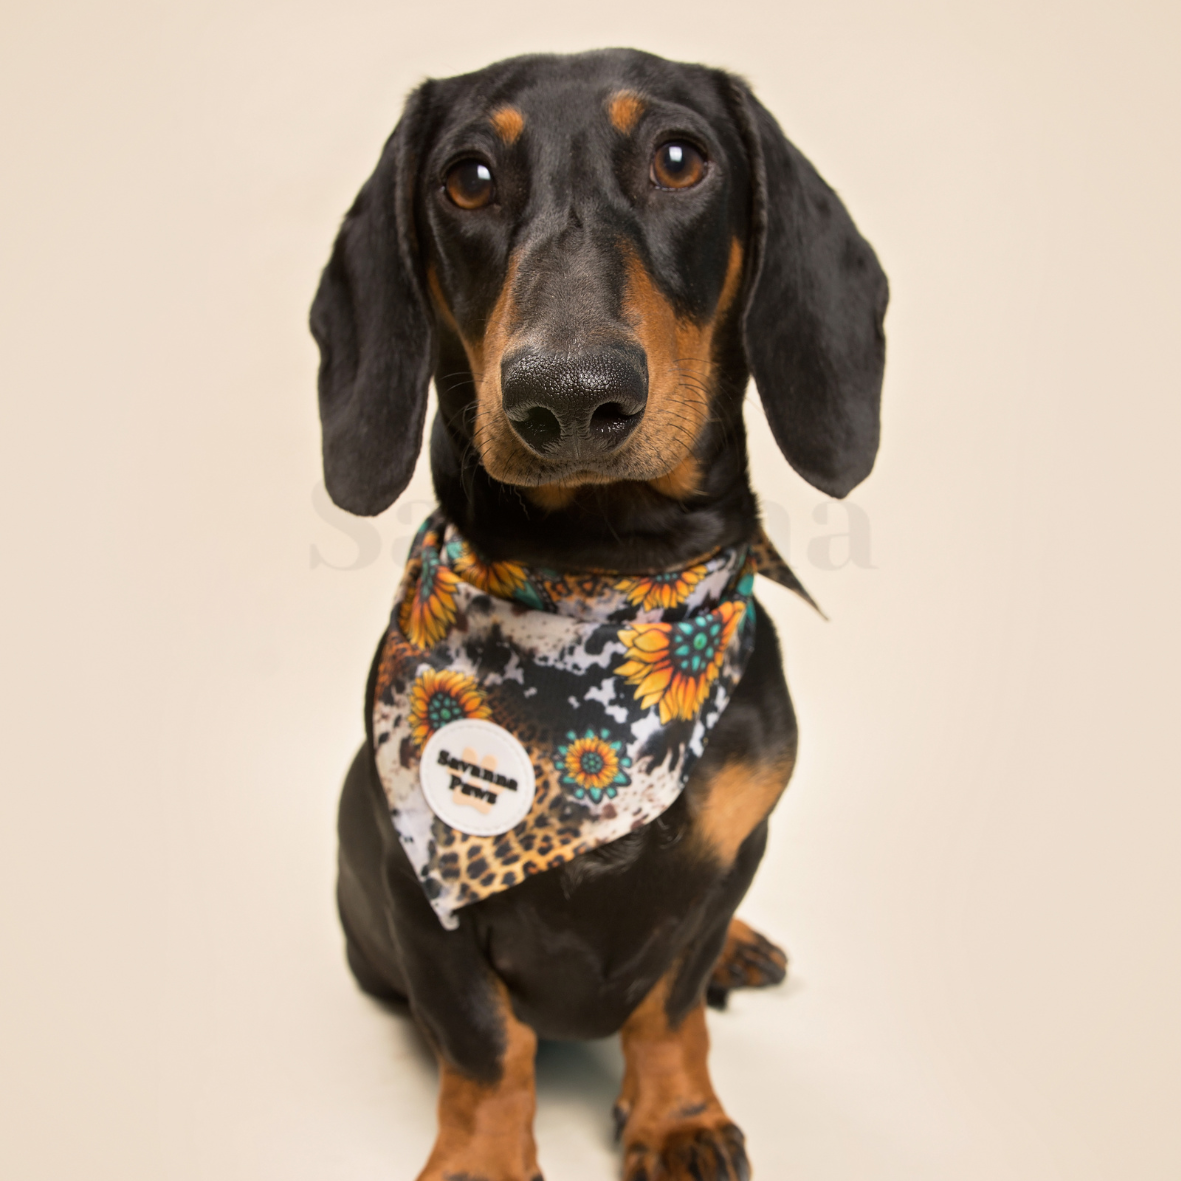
2;1;1179;1178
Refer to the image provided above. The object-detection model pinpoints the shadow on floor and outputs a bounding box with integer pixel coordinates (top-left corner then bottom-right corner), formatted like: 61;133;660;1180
535;1036;626;1150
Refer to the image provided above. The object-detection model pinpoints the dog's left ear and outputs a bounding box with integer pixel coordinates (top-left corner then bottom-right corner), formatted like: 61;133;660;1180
310;84;435;516
727;78;889;498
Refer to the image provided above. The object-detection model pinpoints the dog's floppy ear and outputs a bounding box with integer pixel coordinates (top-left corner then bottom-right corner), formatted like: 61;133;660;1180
310;85;435;516
729;79;888;498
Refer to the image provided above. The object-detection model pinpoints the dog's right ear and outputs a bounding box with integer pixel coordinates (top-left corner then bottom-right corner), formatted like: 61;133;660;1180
726;77;888;499
310;85;435;516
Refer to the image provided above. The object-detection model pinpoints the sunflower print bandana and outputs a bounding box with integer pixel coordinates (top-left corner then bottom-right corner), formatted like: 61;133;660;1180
372;510;818;928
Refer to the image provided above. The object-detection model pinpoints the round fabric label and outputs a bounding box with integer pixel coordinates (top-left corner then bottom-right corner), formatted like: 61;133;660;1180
420;719;538;836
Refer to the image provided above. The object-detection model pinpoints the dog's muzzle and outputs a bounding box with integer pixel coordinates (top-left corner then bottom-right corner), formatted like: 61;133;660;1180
500;345;648;459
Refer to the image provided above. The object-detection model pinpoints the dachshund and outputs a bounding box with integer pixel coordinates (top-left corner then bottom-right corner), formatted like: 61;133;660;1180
311;47;887;1181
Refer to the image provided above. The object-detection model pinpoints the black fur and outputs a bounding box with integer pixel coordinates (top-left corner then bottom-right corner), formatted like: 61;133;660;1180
338;598;793;1074
311;49;887;545
313;43;886;1156
731;82;888;497
310;87;435;516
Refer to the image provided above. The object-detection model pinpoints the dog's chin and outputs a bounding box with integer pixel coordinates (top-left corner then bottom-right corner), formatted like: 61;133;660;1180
478;438;689;491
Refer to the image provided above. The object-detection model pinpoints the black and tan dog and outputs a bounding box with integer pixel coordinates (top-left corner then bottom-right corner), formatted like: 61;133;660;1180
312;48;886;1181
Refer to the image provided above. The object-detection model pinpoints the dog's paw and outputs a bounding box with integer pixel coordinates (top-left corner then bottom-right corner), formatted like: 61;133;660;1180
416;1133;542;1181
423;1171;542;1181
707;917;788;1009
435;1175;543;1181
623;1121;749;1181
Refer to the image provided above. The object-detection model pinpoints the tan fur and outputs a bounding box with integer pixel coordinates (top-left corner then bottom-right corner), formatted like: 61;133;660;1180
526;483;579;511
616;970;737;1177
453;238;744;492
430;252;533;483
613;238;743;481
717;917;761;969
466;253;527;481
648;455;702;499
418;981;540;1181
690;752;796;867
607;90;645;133
490;105;526;145
618;250;711;471
710;916;788;991
426;265;460;334
527;454;701;511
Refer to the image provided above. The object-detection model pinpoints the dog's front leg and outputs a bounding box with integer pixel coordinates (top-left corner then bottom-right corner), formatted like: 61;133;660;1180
417;973;541;1181
615;969;748;1181
353;752;543;1180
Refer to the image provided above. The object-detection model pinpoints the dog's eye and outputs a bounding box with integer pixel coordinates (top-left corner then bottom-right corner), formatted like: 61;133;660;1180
445;159;496;210
651;142;706;190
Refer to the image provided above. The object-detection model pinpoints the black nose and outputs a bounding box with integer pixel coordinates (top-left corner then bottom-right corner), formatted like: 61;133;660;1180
500;347;648;458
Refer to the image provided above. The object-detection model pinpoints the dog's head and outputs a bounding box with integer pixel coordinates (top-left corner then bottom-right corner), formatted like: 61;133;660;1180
312;49;887;533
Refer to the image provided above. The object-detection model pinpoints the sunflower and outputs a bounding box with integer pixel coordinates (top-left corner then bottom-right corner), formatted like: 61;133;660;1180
615;562;709;611
615;599;746;723
452;544;537;603
407;668;491;749
399;540;460;648
555;728;632;803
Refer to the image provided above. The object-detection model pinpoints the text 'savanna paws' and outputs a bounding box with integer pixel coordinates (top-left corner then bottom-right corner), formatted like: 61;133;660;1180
624;1123;749;1181
707;918;788;1010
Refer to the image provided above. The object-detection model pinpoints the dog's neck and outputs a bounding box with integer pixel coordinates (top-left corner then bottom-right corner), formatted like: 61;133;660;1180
429;395;759;575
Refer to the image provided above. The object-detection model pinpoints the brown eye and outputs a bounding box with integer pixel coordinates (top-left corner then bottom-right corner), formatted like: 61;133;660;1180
445;159;495;209
651;141;706;189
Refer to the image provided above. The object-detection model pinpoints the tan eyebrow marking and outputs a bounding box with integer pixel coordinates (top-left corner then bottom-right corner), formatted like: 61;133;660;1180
489;105;525;144
607;90;645;133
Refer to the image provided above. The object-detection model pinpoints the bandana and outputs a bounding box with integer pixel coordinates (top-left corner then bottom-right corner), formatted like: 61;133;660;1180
371;510;818;928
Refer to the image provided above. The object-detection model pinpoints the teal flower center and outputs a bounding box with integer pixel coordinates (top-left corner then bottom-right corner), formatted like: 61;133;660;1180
579;749;605;776
669;616;723;676
427;692;463;728
420;552;439;594
555;728;632;802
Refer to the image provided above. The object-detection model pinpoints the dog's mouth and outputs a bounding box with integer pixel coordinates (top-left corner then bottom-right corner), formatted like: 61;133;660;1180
480;443;676;490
